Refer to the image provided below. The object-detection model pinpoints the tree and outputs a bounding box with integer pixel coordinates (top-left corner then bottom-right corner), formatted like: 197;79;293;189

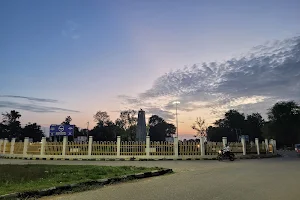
119;110;137;129
149;115;165;127
89;122;117;141
1;110;22;140
21;123;45;142
115;110;137;141
209;110;246;142
62;116;72;125
148;115;176;141
245;113;264;141
191;117;207;138
265;101;300;147
93;111;110;127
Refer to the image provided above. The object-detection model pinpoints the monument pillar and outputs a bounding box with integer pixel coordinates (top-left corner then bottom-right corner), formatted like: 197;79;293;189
136;109;146;142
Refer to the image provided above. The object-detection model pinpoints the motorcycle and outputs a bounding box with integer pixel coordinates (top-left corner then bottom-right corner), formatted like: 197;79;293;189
217;149;235;161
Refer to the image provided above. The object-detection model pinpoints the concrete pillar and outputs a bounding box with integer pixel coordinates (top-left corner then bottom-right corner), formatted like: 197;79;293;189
88;136;93;156
116;136;121;157
265;139;269;154
23;137;29;156
174;137;179;157
200;136;205;156
62;136;67;156
146;136;150;157
270;139;274;153
241;136;246;156
40;137;46;156
3;138;8;154
10;138;16;155
255;138;260;155
0;139;3;153
222;137;227;147
273;140;277;153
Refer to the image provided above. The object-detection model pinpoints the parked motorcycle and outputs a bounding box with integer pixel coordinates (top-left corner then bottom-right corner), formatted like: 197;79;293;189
217;149;235;161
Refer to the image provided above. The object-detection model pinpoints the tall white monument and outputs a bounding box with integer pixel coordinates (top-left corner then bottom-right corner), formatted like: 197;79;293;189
136;109;146;141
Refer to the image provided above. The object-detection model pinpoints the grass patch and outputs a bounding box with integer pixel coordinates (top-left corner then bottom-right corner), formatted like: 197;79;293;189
0;164;160;195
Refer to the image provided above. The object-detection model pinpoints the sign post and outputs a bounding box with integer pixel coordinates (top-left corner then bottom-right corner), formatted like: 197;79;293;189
50;125;75;142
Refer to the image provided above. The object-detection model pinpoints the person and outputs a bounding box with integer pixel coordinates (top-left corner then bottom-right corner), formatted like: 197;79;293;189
222;144;231;157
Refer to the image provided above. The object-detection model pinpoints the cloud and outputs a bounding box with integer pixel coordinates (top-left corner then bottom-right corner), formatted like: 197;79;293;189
0;101;79;113
145;107;175;121
0;95;58;103
119;35;300;118
62;20;80;40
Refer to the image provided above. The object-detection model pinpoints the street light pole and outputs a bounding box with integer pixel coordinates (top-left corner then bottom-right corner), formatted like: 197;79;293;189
176;103;178;138
172;101;180;138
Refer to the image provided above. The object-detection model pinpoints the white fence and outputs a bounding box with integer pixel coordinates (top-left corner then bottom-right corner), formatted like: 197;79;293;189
0;136;277;160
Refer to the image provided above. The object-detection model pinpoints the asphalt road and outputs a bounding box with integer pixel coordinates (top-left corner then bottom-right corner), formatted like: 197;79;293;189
1;152;299;200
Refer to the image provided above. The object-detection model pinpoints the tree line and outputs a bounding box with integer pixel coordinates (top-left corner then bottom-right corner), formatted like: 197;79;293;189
0;109;176;142
192;101;300;148
1;101;299;147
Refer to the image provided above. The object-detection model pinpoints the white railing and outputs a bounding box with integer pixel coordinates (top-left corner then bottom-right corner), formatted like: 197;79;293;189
0;136;276;160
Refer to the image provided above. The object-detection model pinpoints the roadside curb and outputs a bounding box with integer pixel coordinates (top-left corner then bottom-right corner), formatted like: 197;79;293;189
238;153;281;159
0;154;280;161
0;168;173;200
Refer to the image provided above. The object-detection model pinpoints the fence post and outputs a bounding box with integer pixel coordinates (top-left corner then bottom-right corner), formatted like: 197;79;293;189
174;137;178;157
255;138;260;155
62;136;67;156
0;139;3;153
116;136;121;157
200;137;205;156
241;136;246;155
222;137;227;147
23;137;29;156
146;136;150;157
88;136;93;156
273;139;277;153
3;138;8;154
264;139;269;154
10;138;16;155
40;137;46;156
270;139;274;153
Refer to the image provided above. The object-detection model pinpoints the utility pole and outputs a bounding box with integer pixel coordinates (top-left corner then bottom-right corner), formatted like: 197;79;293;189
86;122;89;138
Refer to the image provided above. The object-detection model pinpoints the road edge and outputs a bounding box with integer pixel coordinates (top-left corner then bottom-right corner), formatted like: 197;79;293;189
0;153;281;161
0;168;173;200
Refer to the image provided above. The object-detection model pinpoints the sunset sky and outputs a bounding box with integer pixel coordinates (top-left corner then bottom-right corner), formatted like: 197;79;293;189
1;0;300;139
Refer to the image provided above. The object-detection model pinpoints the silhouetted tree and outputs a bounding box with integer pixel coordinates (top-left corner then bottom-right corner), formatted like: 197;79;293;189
148;115;176;141
1;110;22;140
191;117;207;138
62;116;72;125
264;101;300;147
93;111;110;127
21;123;45;142
115;110;137;141
245;113;264;141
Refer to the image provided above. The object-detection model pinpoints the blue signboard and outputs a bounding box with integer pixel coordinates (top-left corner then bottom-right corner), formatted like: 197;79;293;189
239;135;249;142
50;125;75;136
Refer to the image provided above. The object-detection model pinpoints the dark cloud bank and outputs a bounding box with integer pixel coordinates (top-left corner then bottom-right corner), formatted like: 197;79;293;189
120;36;300;121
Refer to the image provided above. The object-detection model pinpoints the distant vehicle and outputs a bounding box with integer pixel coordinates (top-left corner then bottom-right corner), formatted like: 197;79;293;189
217;149;235;161
295;144;300;156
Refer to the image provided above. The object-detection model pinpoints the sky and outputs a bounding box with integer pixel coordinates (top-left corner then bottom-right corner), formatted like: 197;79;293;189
0;0;300;139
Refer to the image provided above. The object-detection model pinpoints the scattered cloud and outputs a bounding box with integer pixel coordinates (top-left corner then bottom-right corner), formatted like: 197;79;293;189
145;107;175;121
119;35;300;120
0;95;58;103
62;20;80;40
0;95;79;113
0;101;79;113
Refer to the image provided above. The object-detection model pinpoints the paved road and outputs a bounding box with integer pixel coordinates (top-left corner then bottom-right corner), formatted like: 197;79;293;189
1;153;299;200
